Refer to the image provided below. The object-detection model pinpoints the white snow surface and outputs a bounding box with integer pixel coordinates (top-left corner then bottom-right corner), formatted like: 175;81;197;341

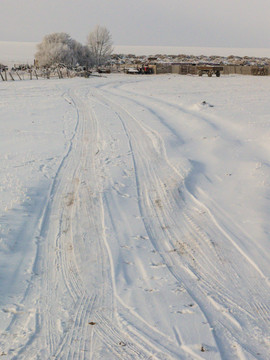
0;74;269;359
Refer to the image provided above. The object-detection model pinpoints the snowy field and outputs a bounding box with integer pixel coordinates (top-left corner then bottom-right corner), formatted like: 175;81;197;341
0;73;270;359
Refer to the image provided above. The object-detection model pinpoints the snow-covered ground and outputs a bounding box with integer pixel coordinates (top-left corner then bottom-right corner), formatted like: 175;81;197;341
0;74;269;359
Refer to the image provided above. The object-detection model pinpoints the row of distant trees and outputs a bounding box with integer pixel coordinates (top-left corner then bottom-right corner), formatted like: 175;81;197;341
35;25;113;68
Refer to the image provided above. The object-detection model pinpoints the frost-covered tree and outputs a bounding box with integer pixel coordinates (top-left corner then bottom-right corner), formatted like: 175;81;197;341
87;25;113;66
35;33;92;68
74;42;93;68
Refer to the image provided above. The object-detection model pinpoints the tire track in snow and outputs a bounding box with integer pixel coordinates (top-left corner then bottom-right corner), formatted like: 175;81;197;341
0;87;84;359
2;78;269;359
0;85;116;359
91;91;221;359
101;80;270;282
47;88;113;359
100;82;270;282
36;88;97;359
89;99;182;359
50;87;153;359
93;83;270;359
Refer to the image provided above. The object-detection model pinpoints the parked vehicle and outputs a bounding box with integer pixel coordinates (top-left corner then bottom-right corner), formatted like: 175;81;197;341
197;65;223;77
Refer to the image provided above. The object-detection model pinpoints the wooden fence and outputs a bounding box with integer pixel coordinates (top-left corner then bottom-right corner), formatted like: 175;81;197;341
0;66;93;82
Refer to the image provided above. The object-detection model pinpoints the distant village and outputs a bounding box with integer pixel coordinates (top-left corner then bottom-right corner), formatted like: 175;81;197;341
111;52;270;67
110;52;270;76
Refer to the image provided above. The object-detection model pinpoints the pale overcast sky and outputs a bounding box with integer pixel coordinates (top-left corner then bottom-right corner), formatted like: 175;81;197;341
2;0;270;48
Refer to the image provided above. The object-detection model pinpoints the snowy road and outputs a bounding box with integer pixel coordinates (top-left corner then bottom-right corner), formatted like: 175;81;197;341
0;75;269;359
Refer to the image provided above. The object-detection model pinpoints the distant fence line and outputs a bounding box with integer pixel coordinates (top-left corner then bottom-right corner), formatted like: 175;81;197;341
0;65;93;82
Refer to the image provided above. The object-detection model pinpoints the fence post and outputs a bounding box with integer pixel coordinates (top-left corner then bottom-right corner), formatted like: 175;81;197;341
16;71;22;80
57;67;61;79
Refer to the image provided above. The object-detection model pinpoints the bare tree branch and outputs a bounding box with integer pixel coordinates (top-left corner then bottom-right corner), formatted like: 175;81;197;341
87;26;113;66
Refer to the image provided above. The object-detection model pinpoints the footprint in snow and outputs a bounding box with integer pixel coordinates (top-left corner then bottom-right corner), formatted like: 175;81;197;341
150;262;166;268
124;261;134;265
121;193;130;198
144;288;159;293
120;245;131;250
172;286;186;294
175;309;194;315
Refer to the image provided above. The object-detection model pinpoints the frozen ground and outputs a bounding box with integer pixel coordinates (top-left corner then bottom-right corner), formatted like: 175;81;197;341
0;74;269;359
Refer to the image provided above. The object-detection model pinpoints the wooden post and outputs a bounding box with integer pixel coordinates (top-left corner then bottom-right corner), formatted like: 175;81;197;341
29;70;32;80
16;71;22;80
0;72;4;81
4;69;7;81
58;67;63;79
